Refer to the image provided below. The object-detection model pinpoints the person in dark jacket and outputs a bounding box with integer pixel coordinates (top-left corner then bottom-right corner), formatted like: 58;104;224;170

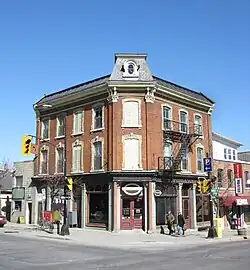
177;212;185;235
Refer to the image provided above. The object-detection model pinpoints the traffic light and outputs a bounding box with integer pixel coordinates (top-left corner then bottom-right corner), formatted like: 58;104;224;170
66;177;73;192
21;135;32;156
203;179;211;193
196;179;202;193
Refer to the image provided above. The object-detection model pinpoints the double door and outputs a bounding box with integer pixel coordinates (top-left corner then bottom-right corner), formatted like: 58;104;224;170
121;197;143;230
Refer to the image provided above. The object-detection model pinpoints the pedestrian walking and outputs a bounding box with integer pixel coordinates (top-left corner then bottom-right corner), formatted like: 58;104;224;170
177;212;185;235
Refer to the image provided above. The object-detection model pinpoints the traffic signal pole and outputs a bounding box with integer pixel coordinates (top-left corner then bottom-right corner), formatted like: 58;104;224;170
60;116;70;236
206;153;216;239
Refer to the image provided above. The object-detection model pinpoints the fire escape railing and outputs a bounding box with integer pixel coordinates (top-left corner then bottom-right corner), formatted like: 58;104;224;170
158;120;202;173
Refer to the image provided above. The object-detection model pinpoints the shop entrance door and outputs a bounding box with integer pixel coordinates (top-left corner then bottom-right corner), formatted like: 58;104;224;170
121;198;143;230
182;198;190;228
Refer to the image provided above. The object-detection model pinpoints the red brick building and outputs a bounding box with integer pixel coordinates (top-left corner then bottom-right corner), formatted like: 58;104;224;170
32;53;215;232
212;132;250;228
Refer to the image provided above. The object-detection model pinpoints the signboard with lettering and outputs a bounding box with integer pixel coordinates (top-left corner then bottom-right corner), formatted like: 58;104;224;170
236;198;249;206
235;178;243;195
234;164;243;179
203;157;212;172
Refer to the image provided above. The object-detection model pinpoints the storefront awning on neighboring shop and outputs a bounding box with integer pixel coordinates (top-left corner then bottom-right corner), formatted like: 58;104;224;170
221;196;250;206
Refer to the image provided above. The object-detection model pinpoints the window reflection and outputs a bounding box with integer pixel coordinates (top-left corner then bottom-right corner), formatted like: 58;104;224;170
89;194;108;224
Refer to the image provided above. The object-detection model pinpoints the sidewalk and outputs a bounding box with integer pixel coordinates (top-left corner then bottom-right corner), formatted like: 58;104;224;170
2;223;249;251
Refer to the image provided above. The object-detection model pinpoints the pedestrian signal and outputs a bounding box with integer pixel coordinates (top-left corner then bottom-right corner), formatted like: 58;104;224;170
21;135;32;156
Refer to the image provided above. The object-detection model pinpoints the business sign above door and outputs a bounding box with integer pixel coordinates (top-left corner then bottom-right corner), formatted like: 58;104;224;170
236;198;249;206
122;183;143;196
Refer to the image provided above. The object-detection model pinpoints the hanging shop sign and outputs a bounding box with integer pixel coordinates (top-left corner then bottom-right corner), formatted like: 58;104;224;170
235;178;243;195
154;189;162;197
122;183;143;196
234;164;243;179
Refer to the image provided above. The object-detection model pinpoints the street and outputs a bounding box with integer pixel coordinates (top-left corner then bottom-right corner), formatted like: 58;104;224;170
0;234;250;269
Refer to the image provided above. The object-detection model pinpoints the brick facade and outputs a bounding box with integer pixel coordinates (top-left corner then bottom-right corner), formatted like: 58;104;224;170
34;96;212;176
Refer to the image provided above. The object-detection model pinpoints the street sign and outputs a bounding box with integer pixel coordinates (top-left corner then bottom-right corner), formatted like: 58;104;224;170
203;157;212;172
60;195;71;200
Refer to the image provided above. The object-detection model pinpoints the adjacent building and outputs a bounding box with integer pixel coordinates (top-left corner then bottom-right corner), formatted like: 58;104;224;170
12;160;37;224
212;132;250;228
32;53;215;232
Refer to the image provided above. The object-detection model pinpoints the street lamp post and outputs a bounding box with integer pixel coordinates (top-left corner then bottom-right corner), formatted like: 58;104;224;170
60;115;70;235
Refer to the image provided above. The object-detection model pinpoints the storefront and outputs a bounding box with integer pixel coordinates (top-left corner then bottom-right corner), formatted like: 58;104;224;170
220;196;250;228
120;183;144;230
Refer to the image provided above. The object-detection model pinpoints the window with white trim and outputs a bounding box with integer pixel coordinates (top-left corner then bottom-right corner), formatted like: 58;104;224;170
163;142;172;169
162;106;171;130
123;100;140;127
41;119;49;139
73;110;83;134
181;144;188;170
72;144;82;172
56;147;64;173
224;148;227;159
228;149;232;160
93;141;103;171
56;115;65;137
92;105;104;130
180;111;188;133
232;150;236;160
196;147;203;172
244;171;250;188
194;115;202;135
123;137;140;170
40;149;48;174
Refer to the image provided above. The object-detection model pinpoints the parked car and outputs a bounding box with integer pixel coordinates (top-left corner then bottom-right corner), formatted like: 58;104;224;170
0;215;7;227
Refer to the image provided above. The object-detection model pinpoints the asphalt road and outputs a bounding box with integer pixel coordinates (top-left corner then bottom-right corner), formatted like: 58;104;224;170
0;234;250;270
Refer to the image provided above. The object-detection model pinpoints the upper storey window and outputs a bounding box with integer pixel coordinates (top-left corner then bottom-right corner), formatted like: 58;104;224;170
194;115;202;135
73;109;83;134
56;114;65;137
180;111;188;133
122;99;141;127
41;119;49;139
162;106;172;130
92;104;104;131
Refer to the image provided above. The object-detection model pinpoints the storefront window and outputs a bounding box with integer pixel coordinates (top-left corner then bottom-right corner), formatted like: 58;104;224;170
243;205;250;223
196;194;209;222
88;193;108;225
156;196;177;225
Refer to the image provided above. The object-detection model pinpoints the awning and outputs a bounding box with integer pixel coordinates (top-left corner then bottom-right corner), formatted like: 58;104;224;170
221;196;250;206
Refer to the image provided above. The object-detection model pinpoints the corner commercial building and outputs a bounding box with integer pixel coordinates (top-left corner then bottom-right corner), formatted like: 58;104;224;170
32;53;215;232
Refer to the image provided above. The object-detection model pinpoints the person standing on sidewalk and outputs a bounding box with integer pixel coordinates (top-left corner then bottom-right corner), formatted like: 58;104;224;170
166;211;175;235
177;212;185;236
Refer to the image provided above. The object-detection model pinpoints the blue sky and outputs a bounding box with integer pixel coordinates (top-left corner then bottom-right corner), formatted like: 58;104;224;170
0;1;249;163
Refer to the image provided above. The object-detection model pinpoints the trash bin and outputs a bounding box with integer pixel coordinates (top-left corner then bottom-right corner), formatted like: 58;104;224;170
213;218;223;238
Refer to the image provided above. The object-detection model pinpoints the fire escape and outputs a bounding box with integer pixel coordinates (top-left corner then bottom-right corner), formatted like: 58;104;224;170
158;119;202;183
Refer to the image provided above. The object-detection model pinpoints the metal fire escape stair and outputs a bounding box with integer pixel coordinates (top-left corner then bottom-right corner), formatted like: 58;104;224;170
172;133;191;171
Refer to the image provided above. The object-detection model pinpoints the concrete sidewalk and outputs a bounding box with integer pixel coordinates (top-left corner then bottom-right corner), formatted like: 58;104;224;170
2;222;249;251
